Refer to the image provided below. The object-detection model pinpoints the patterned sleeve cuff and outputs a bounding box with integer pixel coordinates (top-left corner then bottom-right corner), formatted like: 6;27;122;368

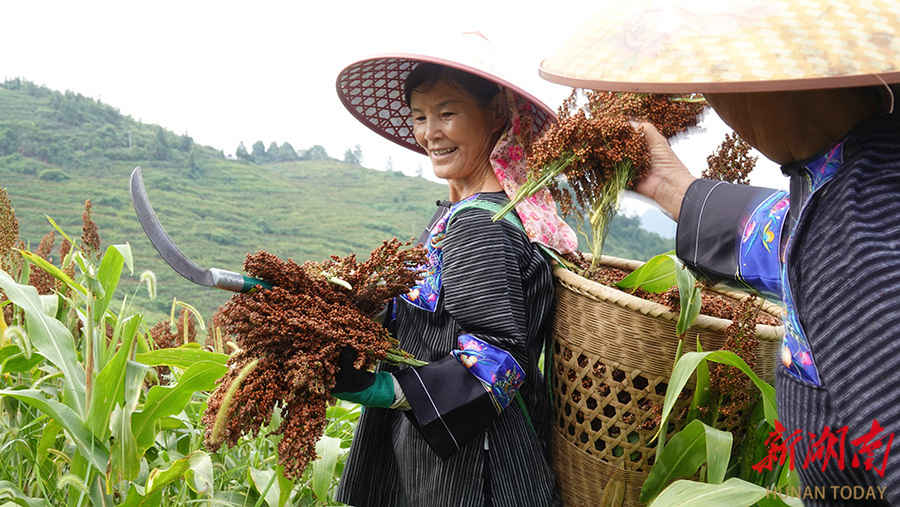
677;179;783;292
393;355;498;460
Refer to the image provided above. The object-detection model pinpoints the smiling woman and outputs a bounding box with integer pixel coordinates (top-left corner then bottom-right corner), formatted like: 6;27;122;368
407;65;508;200
330;33;577;506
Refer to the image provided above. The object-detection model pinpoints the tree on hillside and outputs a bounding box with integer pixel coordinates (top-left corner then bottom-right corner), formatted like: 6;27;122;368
280;142;300;161
180;133;193;152
302;145;330;161
267;142;282;162
343;144;363;164
187;146;204;179
251;141;267;162
154;127;171;161
236;142;251;162
0;128;19;156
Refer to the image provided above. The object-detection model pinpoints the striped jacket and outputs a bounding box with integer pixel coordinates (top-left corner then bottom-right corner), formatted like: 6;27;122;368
677;111;900;505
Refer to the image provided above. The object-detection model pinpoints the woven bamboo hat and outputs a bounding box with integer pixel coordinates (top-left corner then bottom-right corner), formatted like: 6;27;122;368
539;0;900;93
335;32;555;155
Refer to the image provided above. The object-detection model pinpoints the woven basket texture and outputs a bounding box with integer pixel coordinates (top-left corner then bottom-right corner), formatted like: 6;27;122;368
549;255;783;506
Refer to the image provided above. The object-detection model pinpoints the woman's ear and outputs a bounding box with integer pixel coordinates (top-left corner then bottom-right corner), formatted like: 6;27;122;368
489;92;510;133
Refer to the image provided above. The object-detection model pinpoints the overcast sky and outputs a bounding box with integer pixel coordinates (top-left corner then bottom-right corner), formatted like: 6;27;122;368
3;0;786;215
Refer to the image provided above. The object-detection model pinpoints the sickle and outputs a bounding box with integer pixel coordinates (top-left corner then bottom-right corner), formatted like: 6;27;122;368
129;166;271;293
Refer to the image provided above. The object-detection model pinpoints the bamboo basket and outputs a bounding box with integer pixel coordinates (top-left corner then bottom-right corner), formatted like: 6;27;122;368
548;255;783;507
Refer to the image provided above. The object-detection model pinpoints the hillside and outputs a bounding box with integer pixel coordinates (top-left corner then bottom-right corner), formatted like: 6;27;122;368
0;79;673;323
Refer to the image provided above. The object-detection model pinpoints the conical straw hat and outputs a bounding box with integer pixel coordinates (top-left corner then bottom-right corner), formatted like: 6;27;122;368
540;0;900;93
336;32;555;155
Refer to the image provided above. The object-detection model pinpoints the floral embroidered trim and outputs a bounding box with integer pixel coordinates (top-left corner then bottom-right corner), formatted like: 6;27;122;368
450;334;525;413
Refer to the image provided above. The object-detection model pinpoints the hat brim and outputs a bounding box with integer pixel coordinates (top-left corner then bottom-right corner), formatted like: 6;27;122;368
540;0;900;93
336;52;556;155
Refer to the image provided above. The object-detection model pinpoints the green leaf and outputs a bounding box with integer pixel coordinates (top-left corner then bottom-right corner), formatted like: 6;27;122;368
705;422;732;485
87;318;141;440
36;418;62;469
686;338;711;425
0;389;108;473
276;465;294;507
641;420;732;502
0;344;44;374
672;256;701;337
311;435;342;501
131;361;227;454
135;346;228;369
0;270;86;414
648;477;803;507
249;468;280;507
183;451;214;495
0;480;52;507
94;244;132;322
145;451;213;497
108;361;149;482
658;351;778;445
17;250;86;297
615;251;677;293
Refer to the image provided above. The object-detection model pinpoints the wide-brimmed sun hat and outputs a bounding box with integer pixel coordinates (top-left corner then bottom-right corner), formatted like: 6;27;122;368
540;0;900;93
335;32;555;155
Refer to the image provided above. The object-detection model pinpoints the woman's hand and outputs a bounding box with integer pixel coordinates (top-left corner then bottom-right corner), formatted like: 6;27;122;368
631;121;697;222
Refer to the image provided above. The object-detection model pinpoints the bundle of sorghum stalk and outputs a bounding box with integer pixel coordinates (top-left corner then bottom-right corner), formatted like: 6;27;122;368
495;90;706;263
202;238;426;478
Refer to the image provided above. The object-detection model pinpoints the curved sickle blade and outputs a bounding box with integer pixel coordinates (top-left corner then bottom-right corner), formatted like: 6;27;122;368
130;166;216;287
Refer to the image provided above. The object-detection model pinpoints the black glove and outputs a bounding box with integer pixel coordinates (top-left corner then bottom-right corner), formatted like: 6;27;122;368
333;347;376;394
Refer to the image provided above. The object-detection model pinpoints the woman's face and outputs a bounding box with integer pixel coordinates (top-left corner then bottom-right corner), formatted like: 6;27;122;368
410;80;506;189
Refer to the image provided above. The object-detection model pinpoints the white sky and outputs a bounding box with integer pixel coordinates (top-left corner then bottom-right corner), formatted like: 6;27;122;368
3;0;787;215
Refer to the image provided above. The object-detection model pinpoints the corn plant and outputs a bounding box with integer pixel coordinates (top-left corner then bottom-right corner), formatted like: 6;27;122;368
616;251;802;507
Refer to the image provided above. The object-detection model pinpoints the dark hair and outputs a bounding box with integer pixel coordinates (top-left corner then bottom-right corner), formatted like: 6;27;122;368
403;63;500;108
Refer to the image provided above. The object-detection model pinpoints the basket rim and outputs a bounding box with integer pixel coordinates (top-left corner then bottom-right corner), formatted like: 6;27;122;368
555;255;784;341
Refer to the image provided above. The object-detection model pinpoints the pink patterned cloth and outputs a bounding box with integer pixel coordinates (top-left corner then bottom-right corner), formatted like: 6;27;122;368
490;88;578;254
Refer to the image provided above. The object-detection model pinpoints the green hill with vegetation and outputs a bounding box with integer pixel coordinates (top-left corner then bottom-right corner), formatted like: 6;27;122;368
0;79;672;323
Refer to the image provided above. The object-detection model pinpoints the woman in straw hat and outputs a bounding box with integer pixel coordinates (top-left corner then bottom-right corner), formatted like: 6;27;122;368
541;0;900;504
330;32;574;506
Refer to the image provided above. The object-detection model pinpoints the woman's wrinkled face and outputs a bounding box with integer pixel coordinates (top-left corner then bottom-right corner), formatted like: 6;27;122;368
410;80;505;186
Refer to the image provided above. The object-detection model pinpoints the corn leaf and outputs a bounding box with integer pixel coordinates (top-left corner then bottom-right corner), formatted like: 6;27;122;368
109;360;149;483
640;419;732;503
0;389;108;472
94;243;132;323
648;477;803;507
615;250;677;293
686;338;711;425
311;435;343;502
87;317;140;440
672;256;701;337
0;480;52;507
17;250;86;297
131;360;227;454
145;451;213;497
0;344;44;374
249;467;281;507
135;346;228;368
0;270;86;414
658;351;777;445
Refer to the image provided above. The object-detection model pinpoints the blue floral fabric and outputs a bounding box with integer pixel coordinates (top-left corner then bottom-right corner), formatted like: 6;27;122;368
400;195;482;312
737;143;844;386
450;334;525;413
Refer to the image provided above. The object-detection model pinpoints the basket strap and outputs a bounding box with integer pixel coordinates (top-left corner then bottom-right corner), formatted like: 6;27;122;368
449;198;544;438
